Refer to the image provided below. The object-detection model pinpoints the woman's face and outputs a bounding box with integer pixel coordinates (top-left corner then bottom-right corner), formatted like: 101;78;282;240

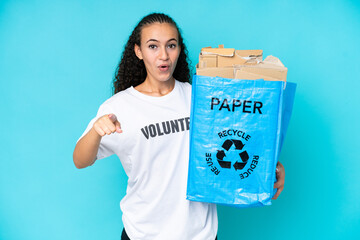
134;23;181;84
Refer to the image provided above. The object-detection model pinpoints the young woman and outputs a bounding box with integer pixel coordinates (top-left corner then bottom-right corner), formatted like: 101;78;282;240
73;13;285;240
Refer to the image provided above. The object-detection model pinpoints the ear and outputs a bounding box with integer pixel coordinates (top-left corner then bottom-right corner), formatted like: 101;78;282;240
134;44;143;60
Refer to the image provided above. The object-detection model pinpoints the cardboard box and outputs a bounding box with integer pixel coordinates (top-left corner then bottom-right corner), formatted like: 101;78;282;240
196;45;287;81
199;45;262;68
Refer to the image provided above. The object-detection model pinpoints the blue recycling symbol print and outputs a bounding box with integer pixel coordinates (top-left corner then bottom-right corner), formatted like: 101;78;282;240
216;139;249;170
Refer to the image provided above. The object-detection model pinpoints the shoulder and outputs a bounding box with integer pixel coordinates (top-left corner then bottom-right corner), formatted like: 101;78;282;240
99;87;133;109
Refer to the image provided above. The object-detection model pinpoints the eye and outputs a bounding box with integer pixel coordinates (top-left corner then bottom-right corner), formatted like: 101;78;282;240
168;43;177;49
149;45;157;49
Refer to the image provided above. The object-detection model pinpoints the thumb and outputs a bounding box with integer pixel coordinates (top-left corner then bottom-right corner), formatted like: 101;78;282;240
108;113;117;123
108;114;122;133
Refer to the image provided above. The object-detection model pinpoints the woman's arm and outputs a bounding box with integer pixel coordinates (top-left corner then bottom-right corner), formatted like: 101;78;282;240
73;127;102;169
73;114;122;169
272;161;285;199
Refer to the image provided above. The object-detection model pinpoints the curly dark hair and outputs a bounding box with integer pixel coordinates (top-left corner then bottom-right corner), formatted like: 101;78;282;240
112;13;191;95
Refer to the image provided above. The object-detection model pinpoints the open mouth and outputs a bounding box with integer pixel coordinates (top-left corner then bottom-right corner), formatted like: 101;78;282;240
159;65;169;72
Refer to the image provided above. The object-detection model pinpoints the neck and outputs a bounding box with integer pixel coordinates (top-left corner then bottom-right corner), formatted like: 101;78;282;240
135;77;176;97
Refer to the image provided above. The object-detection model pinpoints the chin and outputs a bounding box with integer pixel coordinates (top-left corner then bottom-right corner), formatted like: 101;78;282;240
157;74;174;82
148;69;175;83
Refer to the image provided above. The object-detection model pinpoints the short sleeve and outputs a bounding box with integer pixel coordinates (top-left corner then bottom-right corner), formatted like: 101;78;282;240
77;103;116;161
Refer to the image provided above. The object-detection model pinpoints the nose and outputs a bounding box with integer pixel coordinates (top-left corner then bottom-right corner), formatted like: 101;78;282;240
159;46;169;60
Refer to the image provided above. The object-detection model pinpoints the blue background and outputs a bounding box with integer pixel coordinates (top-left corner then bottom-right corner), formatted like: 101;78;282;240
1;0;359;239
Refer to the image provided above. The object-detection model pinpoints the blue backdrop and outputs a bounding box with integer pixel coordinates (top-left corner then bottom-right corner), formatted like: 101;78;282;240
1;0;359;239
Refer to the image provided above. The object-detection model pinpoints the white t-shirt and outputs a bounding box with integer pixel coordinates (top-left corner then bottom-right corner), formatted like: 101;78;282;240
78;80;218;240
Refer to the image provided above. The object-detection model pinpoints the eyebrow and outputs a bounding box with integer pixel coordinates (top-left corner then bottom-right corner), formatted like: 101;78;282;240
146;38;178;43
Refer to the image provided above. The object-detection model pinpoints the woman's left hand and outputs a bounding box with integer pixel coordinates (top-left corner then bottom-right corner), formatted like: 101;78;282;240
272;161;285;200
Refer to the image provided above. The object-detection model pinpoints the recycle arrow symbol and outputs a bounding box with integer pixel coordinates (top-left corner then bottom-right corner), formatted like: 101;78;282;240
233;151;250;171
222;139;245;151
216;150;231;168
216;139;249;170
